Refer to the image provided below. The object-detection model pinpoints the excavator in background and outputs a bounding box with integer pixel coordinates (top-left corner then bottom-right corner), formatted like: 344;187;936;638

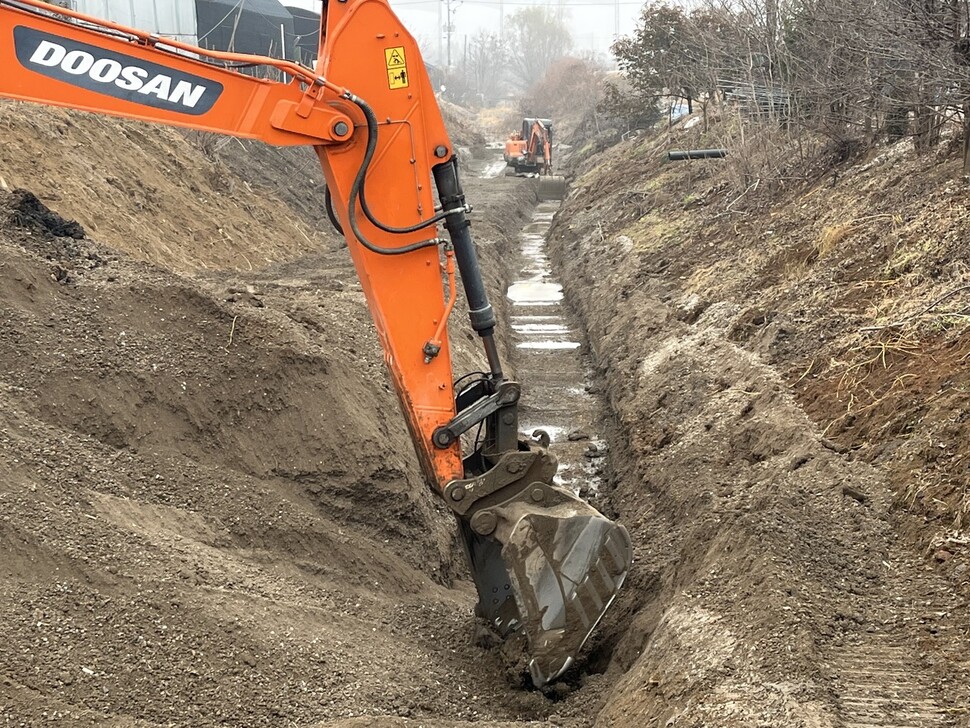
0;0;630;687
503;117;566;201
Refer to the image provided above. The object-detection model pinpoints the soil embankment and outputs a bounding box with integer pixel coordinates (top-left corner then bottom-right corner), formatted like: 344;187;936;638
0;105;573;726
548;123;970;725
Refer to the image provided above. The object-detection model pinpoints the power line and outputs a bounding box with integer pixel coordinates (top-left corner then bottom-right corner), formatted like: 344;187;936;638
197;0;246;42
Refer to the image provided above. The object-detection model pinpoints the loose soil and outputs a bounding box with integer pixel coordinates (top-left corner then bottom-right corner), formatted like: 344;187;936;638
4;94;970;728
548;117;970;726
0;106;582;727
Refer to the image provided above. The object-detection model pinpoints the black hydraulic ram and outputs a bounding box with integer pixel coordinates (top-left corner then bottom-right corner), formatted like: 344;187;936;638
668;148;728;161
432;156;503;381
431;155;519;454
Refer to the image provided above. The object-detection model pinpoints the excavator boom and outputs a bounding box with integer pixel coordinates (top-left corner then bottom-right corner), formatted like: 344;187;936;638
0;0;630;686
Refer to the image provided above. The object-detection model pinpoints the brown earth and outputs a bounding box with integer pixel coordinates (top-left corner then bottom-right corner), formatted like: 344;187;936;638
0;103;583;727
548;117;970;725
5;88;970;728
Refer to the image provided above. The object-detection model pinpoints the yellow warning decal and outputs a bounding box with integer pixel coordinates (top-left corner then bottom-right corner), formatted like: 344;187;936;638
387;68;409;89
385;46;409;89
385;46;406;68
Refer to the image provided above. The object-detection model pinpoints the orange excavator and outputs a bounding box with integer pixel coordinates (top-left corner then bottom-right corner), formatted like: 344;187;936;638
503;117;566;200
0;0;631;686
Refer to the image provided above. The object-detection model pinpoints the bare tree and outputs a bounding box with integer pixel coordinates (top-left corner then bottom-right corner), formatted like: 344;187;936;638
441;32;509;107
506;7;572;90
521;55;608;122
466;32;509;105
607;0;970;173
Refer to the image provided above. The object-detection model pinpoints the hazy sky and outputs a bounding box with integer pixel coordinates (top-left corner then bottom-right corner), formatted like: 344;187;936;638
285;0;642;64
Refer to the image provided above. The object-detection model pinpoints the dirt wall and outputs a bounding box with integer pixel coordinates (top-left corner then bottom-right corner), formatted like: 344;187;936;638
0;105;557;726
0;101;340;273
548;119;970;725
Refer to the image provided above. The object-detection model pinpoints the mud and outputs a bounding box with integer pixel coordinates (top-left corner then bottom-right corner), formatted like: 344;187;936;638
506;203;607;499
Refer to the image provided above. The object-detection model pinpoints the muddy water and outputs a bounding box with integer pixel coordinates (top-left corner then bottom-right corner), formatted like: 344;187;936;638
506;201;606;495
480;159;508;179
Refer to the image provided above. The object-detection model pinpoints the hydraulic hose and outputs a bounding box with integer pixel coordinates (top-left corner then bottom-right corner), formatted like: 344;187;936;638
345;92;460;254
341;91;440;256
347;94;455;235
324;186;343;236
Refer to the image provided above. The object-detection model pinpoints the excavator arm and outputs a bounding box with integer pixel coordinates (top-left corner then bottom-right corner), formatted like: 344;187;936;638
0;0;630;686
524;117;553;173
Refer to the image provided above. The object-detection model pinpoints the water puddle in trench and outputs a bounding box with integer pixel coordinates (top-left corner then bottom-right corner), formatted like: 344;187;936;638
480;159;509;179
506;202;606;495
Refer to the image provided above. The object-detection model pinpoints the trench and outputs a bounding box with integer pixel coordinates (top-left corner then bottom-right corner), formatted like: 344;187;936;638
505;202;608;501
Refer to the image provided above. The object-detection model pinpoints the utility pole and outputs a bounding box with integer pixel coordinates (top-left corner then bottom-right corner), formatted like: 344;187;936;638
443;0;457;69
437;0;443;65
447;0;451;68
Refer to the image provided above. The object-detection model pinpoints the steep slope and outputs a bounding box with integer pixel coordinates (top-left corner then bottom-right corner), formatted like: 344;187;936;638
549;118;970;725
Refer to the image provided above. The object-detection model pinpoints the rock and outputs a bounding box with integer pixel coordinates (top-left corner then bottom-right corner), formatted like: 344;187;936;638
584;443;605;459
841;484;868;503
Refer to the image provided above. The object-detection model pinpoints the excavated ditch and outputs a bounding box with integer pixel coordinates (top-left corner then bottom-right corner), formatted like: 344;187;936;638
506;202;607;499
14;108;970;726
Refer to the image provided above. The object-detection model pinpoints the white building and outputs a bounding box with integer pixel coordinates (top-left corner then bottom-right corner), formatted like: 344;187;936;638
65;0;198;44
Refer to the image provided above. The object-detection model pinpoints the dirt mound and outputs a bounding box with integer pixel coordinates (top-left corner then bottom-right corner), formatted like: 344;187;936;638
550;116;970;724
4;189;86;239
0;101;338;273
0;105;571;724
0;185;468;723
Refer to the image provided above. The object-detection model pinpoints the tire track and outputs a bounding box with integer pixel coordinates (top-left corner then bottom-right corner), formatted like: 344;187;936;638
830;638;951;727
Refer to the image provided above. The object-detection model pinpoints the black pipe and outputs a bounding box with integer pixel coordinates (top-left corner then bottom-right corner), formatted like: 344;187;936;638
667;149;728;161
432;157;503;380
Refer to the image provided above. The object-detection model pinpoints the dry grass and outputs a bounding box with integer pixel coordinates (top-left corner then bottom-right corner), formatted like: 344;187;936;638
826;332;922;423
816;222;857;258
817;213;901;260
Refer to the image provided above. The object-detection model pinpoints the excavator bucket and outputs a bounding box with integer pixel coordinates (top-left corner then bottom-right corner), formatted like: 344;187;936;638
537;175;567;201
461;482;632;686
